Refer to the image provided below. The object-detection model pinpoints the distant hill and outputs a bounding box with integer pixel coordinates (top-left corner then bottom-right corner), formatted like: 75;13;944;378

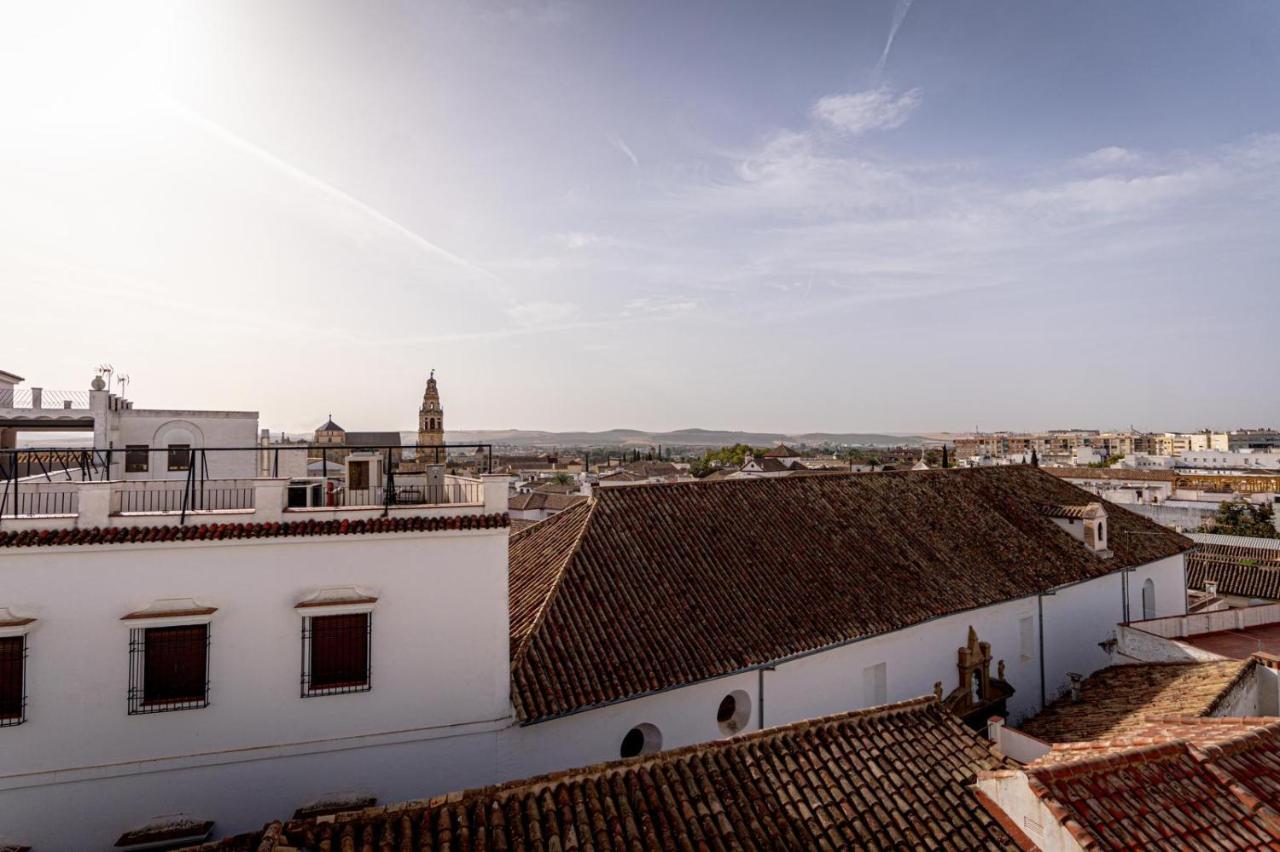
425;428;925;449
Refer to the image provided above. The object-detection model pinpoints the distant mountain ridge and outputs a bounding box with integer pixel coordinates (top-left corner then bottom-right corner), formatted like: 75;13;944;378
417;428;925;449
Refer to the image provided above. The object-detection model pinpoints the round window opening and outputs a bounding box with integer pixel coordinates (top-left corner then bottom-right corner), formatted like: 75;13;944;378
717;690;752;736
620;723;662;758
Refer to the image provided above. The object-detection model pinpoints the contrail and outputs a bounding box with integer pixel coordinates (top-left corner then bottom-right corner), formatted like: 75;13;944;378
872;0;915;85
161;96;506;287
610;135;640;168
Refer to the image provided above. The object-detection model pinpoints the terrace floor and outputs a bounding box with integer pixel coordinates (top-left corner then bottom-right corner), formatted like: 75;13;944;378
1182;623;1280;659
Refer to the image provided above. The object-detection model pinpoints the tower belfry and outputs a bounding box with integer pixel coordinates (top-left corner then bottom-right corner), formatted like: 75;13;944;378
417;370;444;449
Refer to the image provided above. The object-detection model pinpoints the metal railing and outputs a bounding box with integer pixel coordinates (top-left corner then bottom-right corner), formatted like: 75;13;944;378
0;388;90;409
115;485;255;514
1;443;492;524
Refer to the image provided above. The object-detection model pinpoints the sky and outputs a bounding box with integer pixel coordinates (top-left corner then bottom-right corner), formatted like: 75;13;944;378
3;0;1279;435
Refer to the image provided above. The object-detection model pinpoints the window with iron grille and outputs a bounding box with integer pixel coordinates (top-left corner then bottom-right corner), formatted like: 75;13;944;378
0;636;27;727
125;445;150;473
301;613;371;697
128;624;209;714
167;444;192;472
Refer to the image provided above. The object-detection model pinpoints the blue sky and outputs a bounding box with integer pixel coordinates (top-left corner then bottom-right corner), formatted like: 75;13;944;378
3;1;1278;433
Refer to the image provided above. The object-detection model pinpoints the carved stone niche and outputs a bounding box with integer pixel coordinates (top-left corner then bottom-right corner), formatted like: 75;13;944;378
943;626;1015;730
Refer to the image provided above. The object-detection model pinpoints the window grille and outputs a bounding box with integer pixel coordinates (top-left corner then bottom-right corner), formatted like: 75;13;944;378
301;613;371;697
167;444;192;472
128;624;210;714
0;636;27;727
125;445;150;473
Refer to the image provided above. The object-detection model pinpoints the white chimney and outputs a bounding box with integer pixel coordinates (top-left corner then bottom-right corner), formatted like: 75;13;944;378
1067;672;1083;703
1205;580;1219;597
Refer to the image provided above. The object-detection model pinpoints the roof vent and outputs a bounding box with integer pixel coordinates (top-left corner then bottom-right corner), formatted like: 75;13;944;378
1205;579;1219;597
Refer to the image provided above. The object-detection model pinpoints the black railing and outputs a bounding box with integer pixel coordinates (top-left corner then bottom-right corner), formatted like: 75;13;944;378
0;388;90;409
127;624;210;715
0;443;493;524
116;486;255;514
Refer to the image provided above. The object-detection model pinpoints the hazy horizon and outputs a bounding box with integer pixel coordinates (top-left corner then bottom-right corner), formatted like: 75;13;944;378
5;1;1279;434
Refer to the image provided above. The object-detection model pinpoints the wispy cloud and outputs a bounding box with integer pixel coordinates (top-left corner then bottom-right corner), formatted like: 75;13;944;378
162;97;506;289
556;231;602;249
872;0;917;84
1074;145;1141;170
610;135;640;168
622;294;700;317
812;87;922;136
506;300;581;326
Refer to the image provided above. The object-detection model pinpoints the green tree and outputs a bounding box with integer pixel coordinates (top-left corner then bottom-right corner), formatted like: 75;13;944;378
1203;499;1280;539
550;471;574;486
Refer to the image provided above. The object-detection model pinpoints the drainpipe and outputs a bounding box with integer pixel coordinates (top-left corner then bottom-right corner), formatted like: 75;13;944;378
758;666;775;730
1038;590;1055;710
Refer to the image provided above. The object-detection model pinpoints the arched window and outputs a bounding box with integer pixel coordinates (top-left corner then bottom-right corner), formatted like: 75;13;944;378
619;723;662;758
1142;578;1156;620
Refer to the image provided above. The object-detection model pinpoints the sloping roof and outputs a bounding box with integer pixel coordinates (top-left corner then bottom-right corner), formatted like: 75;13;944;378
1030;716;1275;768
1025;723;1280;848
343;431;402;448
183;696;1021;852
508;491;587;512
316;417;343;432
763;443;799;458
1037;502;1105;520
508;466;1192;722
1188;538;1280;600
0;513;509;549
1018;660;1253;744
1047;466;1176;482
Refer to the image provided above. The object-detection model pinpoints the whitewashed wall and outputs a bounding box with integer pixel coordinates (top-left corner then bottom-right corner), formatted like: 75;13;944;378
0;528;510;849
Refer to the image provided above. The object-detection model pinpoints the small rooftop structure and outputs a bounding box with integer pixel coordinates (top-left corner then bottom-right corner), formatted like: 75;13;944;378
1018;660;1255;744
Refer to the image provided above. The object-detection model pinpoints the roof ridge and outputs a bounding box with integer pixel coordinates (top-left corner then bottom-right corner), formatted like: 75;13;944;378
321;695;953;822
509;499;596;683
1029;739;1192;782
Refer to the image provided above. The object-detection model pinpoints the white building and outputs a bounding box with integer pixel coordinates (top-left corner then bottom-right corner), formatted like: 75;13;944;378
0;464;1191;848
1;369;258;481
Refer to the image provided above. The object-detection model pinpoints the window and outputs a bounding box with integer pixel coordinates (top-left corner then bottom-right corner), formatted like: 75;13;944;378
125;445;150;473
167;444;191;472
0;635;26;727
128;624;209;714
716;689;752;735
1020;616;1034;663
619;723;662;758
302;613;371;696
348;460;370;491
862;662;887;706
1142;578;1156;620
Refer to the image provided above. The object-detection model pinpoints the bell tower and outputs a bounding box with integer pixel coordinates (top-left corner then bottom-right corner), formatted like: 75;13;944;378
417;370;444;449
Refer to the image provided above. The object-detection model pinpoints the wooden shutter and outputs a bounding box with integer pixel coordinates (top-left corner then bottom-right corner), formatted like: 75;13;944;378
143;625;207;704
0;637;22;720
310;614;369;689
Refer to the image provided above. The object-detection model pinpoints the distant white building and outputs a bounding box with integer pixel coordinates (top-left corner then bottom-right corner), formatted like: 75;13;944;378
1;369;257;481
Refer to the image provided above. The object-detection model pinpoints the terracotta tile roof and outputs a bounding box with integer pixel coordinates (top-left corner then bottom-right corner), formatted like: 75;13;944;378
1188;540;1280;601
0;513;509;549
1037;502;1104;520
184;696;1021;852
508;466;1192;722
1025;722;1280;848
1030;716;1275;768
1019;660;1253;744
1047;466;1177;482
508;491;587;512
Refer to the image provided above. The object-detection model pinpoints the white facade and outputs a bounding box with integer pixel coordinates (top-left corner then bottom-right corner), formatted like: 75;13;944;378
0;523;511;849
